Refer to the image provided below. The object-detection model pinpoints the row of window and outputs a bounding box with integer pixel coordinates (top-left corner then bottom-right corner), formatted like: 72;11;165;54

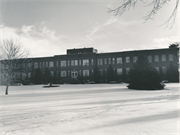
33;54;174;69
52;66;167;77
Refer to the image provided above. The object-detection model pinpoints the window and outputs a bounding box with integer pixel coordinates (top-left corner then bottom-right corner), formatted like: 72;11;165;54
56;71;59;77
49;61;54;68
83;70;89;76
68;60;70;66
68;70;70;77
98;59;103;65
61;61;66;67
126;68;130;74
104;58;107;64
117;57;122;64
162;67;167;74
99;69;103;75
34;62;38;68
56;61;59;67
117;68;123;75
71;60;75;66
39;62;41;68
91;59;94;65
43;62;45;68
155;55;159;62
79;60;81;65
75;60;78;66
61;71;67;77
83;59;89;66
22;73;26;79
112;58;115;64
169;54;173;61
28;72;31;78
108;58;111;64
79;70;81;76
126;57;130;63
161;55;166;61
133;56;138;63
148;55;152;63
46;62;48;67
50;71;54;77
155;67;159;73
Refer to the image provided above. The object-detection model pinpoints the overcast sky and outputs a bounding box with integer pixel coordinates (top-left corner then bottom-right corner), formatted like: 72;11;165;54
0;0;179;57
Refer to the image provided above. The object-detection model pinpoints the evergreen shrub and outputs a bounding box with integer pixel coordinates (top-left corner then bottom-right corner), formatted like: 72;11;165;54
127;56;165;90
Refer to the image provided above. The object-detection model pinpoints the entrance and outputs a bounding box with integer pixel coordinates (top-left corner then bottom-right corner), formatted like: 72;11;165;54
71;70;78;79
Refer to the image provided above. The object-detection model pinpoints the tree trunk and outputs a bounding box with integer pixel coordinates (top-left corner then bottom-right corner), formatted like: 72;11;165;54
5;84;9;95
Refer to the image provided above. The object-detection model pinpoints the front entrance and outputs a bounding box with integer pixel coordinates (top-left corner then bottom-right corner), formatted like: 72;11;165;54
71;70;78;79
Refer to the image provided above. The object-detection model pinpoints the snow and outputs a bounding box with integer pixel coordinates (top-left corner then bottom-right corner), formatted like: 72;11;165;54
0;83;179;135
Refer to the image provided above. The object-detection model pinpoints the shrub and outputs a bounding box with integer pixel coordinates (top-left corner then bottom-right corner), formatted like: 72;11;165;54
127;56;165;90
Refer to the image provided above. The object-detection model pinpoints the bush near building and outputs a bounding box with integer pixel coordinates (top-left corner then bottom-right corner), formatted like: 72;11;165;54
127;56;165;90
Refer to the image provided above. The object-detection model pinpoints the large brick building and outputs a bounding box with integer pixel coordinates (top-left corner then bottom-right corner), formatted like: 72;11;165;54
0;47;179;84
29;47;179;83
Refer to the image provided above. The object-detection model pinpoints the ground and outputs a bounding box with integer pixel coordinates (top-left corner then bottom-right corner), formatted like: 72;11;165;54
0;83;179;135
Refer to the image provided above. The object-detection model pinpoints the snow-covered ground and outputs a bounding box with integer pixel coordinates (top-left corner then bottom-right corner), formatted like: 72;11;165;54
0;83;179;135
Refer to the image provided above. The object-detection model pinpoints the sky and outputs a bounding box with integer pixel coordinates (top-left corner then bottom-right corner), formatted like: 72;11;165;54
0;0;179;57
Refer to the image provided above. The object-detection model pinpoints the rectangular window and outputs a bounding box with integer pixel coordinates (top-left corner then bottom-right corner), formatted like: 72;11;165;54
117;68;123;75
104;58;107;64
46;62;48;67
56;71;59;77
79;60;81;65
91;59;94;65
34;62;38;68
83;70;89;76
155;67;159;73
23;63;25;68
108;58;111;64
126;57;130;63
126;68;130;74
49;61;54;68
112;58;115;64
61;61;66;67
161;55;166;61
50;71;54;77
162;67;167;74
169;54;173;61
75;60;78;66
148;55;152;63
22;73;26;79
83;59;89;66
71;60;75;66
117;57;122;64
43;62;44;68
98;59;103;65
99;69;103;75
28;72;31;78
56;61;59;67
155;55;159;62
39;62;41;68
61;71;67;77
133;56;138;63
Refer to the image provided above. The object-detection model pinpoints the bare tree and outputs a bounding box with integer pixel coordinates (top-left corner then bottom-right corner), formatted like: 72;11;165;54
0;39;31;95
107;0;179;28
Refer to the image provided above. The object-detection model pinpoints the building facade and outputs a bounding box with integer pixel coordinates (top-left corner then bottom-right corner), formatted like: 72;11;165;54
1;47;179;84
29;47;179;83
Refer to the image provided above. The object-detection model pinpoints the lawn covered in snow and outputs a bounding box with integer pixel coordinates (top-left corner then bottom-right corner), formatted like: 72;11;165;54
0;83;179;135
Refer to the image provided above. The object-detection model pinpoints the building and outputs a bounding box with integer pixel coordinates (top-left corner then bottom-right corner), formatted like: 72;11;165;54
1;47;179;84
29;47;179;83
